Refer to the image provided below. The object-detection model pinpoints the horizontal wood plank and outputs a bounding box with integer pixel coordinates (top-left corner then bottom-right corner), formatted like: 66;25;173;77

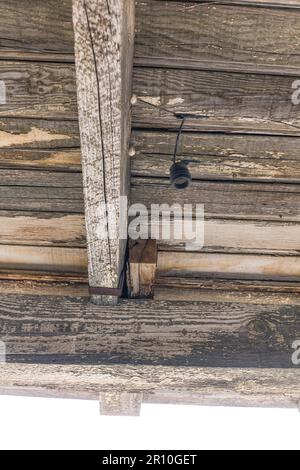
136;1;300;74
0;211;85;247
157;251;300;279
1;64;300;135
0;245;87;273
0;149;81;171
134;218;300;253
0;118;80;148
155;277;300;305
176;1;300;7
0;169;82;187
0;61;77;119
132;131;300;182
133;68;300;135
0;296;299;367
0;270;88;295
0;0;74;59
0;186;84;212
131;178;300;221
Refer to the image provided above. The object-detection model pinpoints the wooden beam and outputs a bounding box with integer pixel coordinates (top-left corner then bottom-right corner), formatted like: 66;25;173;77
0;296;299;367
73;0;135;305
0;364;299;409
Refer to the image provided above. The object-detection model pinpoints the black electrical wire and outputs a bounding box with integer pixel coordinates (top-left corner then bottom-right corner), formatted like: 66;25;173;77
173;116;186;164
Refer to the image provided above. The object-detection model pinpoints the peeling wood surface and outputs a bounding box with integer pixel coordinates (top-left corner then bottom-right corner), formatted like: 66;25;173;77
0;65;299;135
0;296;299;367
0;149;81;172
73;0;135;304
0;118;80;149
133;68;300;135
0;364;299;408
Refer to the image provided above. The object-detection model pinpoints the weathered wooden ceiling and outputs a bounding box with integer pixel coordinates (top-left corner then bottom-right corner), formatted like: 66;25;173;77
1;0;299;300
0;0;299;413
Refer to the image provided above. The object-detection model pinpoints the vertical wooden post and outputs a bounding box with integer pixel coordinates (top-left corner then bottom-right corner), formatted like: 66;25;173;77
72;0;135;305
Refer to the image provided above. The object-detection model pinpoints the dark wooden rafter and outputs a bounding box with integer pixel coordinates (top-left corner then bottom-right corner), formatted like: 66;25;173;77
72;0;135;304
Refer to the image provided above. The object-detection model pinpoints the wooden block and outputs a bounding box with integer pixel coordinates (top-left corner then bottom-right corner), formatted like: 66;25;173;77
99;391;142;417
129;240;157;298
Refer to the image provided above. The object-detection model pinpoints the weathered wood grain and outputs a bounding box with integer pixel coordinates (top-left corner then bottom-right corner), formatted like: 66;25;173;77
1;65;300;134
154;277;300;305
0;61;77;119
133;68;300;135
0;0;74;59
0;169;82;188
135;218;300;252
73;0;135;304
157;252;300;279
177;1;300;7
0;245;87;273
0;270;88;295
132;131;300;182
129;240;157;298
0;0;298;63
0;280;88;297
0;118;80;149
0;211;85;247
0;296;299;367
0;364;299;408
0;186;84;212
136;1;300;74
131;178;300;221
0;149;81;172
